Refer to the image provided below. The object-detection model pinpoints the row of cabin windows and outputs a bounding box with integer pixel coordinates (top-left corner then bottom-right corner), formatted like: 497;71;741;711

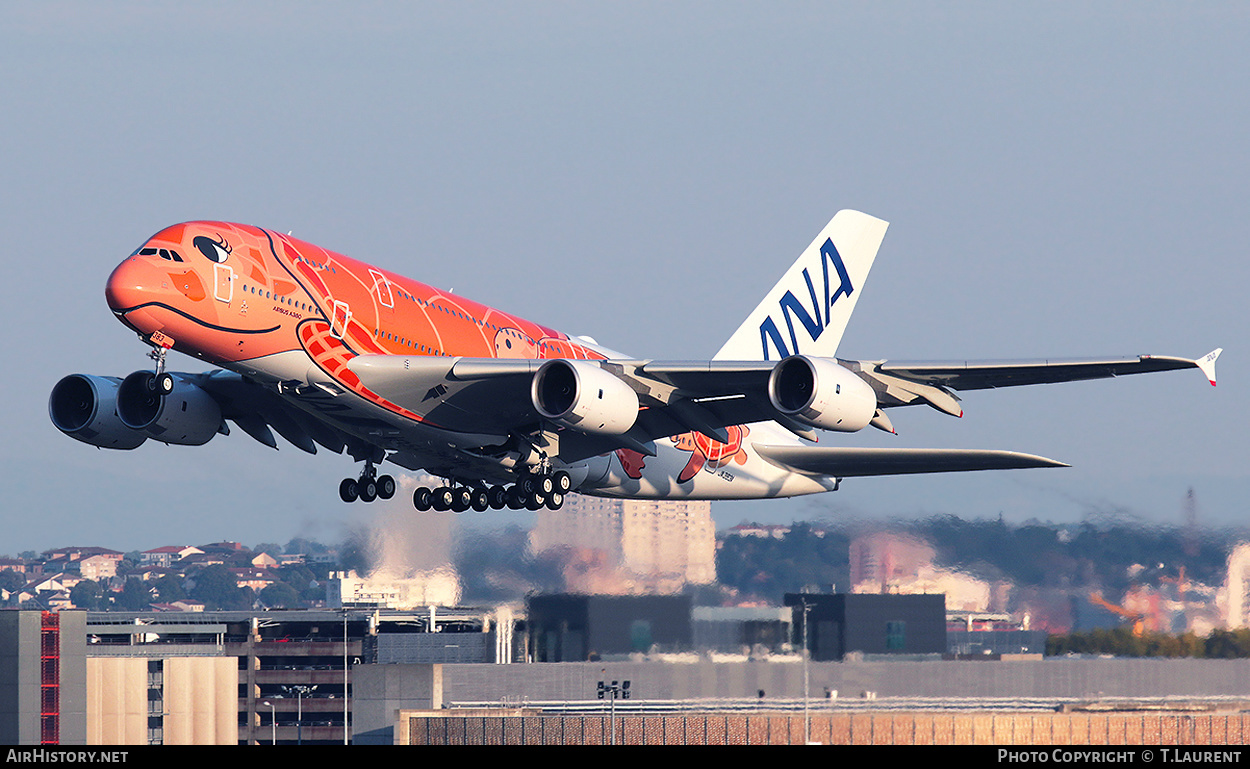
241;283;315;314
246;266;579;357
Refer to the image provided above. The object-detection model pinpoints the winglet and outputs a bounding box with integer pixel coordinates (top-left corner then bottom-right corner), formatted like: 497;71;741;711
1197;348;1222;386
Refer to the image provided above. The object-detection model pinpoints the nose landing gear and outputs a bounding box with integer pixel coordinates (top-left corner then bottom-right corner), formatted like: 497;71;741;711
338;461;396;503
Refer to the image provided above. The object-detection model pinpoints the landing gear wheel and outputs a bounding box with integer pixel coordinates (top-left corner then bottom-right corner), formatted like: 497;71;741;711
471;488;490;512
524;493;544;511
505;487;525;510
413;487;432;511
488;486;508;510
545;492;564;510
339;478;358;503
155;372;174;395
358;478;378;503
450;490;470;513
552;470;572;494
377;475;396;500
432;487;454;511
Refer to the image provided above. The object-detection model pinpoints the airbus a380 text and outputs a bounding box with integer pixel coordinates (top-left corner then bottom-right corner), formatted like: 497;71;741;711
51;211;1221;512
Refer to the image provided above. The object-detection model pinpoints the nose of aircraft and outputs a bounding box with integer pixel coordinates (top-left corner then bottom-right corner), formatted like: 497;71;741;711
105;255;154;313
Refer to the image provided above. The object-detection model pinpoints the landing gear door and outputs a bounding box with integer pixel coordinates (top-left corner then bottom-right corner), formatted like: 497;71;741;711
331;300;352;339
213;263;234;303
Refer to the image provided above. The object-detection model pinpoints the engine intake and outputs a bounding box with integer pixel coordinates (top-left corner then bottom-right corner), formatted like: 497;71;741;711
49;374;148;449
768;355;877;432
117;371;222;446
532;359;639;435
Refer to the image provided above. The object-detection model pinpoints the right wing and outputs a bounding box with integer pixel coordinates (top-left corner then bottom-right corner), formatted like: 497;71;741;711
842;349;1222;420
347;348;1221;466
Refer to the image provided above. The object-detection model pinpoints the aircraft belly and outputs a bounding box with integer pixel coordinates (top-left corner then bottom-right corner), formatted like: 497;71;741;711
590;426;835;500
228;350;317;384
230;350;508;465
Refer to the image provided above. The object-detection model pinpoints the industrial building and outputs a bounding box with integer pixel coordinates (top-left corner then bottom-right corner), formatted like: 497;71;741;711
6;592;1250;746
0;606;518;745
784;593;947;660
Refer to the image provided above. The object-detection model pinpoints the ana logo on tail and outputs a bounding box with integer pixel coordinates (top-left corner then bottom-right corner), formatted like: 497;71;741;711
758;238;853;360
713;210;887;363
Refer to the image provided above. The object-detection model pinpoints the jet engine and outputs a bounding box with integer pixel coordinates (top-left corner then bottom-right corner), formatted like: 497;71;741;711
768;355;877;432
532;359;639;435
49;374;149;449
117;371;222;446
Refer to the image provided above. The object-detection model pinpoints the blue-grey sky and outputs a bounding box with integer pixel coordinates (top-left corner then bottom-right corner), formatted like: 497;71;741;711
2;2;1245;553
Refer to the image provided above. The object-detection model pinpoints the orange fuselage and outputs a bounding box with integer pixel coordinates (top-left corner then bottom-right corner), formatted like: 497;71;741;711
106;221;605;423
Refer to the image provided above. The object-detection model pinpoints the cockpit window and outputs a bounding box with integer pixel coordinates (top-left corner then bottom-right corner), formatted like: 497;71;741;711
139;247;184;262
193;235;231;263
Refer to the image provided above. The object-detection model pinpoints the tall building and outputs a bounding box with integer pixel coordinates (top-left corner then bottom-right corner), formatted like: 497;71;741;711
530;495;716;594
0;611;87;745
1225;542;1250;629
849;531;936;593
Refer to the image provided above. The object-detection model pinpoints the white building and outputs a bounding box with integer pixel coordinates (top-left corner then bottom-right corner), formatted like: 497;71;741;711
530;495;716;594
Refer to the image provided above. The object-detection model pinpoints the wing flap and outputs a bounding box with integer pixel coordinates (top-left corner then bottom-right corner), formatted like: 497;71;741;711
347;354;542;433
754;443;1068;477
347;354;781;447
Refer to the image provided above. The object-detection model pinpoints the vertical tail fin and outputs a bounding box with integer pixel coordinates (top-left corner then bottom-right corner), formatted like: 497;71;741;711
714;210;888;361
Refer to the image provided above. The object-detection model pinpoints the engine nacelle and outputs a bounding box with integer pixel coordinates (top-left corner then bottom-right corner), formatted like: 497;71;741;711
768;355;877;433
532;359;639;435
49;374;149;449
117;371;222;446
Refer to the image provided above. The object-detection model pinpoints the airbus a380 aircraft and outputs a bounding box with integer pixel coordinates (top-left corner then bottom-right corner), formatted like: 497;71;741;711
50;210;1220;513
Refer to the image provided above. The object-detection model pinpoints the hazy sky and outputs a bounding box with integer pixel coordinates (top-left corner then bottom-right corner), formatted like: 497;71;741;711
2;2;1245;553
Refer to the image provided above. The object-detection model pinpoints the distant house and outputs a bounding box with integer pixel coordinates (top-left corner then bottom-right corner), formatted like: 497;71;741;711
179;552;230;569
229;568;274;592
140;546;204;568
72;555;120;581
0;558;33;575
42;547;124;576
723;523;791;539
15;573;80;607
251;552;281;570
129;566;175;583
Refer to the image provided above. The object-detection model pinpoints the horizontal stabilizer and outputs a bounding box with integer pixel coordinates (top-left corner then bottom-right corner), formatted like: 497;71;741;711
753;444;1068;477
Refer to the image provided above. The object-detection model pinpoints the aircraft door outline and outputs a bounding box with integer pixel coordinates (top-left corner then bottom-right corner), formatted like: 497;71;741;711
213;263;234;303
369;269;394;309
331;300;352;339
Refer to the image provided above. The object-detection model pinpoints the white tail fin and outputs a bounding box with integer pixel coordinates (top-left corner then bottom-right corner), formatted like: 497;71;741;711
714;210;888;361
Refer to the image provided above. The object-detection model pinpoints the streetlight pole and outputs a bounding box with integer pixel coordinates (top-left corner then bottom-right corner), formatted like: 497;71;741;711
262;700;275;745
596;675;631;746
802;598;811;745
343;609;349;745
283;684;317;745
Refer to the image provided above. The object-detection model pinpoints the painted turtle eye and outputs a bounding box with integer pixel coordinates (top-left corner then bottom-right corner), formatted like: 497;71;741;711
193;235;230;263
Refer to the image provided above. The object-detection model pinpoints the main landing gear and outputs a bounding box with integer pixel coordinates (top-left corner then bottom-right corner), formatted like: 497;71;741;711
412;470;572;512
339;461;396;503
